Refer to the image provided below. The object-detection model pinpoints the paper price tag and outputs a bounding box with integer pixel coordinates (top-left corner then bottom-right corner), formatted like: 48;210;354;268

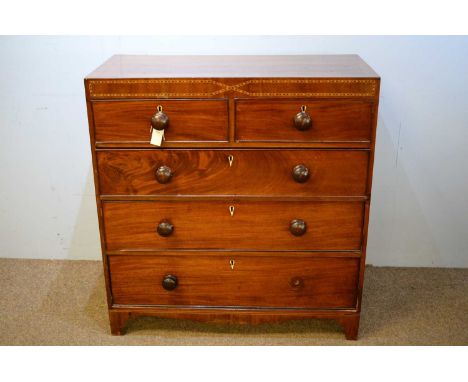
150;128;164;146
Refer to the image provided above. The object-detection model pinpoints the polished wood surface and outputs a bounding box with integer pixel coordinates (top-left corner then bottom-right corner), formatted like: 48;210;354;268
236;100;372;142
102;201;364;251
85;56;379;101
93;100;228;143
109;255;359;308
88;78;378;100
105;250;361;258
108;307;360;339
85;55;380;339
97;149;369;196
86;55;379;79
95;141;373;149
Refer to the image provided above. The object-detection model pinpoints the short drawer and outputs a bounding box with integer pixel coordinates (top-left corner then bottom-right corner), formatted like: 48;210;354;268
92;99;229;143
235;99;372;142
103;201;364;251
97;149;369;196
109;255;360;308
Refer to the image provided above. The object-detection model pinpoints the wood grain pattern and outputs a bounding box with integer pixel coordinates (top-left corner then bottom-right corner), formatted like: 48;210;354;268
108;307;360;336
94;141;373;149
88;78;378;99
337;310;360;340
86;55;379;100
86;99;113;308
92;99;229;143
96;149;369;197
104;250;361;258
86;55;380;79
108;255;359;308
108;310;131;336
236;99;373;142
102;200;364;251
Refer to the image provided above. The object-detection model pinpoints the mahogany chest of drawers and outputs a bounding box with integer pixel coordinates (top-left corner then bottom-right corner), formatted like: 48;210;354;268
85;55;380;340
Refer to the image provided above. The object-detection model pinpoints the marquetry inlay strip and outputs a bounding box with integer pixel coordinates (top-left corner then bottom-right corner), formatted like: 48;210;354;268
88;78;378;99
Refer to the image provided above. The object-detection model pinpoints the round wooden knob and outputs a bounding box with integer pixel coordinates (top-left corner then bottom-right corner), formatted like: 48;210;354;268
292;164;310;183
162;274;178;291
293;106;312;131
157;220;174;237
151;106;169;131
155;165;173;184
290;219;307;236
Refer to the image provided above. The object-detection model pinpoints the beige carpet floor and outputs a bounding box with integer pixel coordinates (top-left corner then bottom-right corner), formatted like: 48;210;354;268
0;258;467;345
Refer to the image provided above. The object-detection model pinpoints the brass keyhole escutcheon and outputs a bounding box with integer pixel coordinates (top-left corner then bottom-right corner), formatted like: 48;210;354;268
228;155;234;167
229;205;235;217
229;259;235;270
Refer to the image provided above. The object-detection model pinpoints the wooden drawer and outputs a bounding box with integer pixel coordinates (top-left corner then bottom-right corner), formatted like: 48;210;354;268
109;255;360;308
92;99;229;143
235;99;372;143
97;149;369;196
103;201;364;251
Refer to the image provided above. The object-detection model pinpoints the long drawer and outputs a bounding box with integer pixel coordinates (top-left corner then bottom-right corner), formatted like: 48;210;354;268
109;255;360;308
102;201;364;251
97;149;369;196
92;99;229;143
236;99;373;143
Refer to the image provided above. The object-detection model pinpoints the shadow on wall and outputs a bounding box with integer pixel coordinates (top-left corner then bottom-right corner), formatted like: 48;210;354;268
67;167;101;261
367;112;440;267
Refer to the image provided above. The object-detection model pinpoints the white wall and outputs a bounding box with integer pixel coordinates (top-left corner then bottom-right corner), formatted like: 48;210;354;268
0;36;467;267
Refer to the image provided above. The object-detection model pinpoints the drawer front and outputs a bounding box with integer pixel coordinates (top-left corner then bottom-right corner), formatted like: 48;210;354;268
93;99;229;143
109;255;359;308
97;149;369;196
103;201;364;251
236;99;372;142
